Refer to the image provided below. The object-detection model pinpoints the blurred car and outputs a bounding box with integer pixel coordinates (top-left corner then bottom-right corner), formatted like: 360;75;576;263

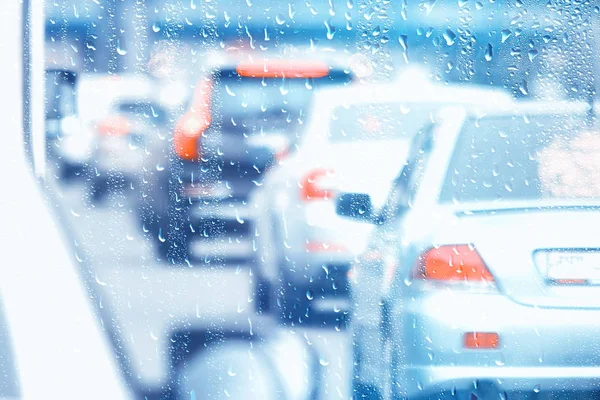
89;98;170;202
45;68;94;177
344;101;600;399
250;73;513;323
143;54;354;262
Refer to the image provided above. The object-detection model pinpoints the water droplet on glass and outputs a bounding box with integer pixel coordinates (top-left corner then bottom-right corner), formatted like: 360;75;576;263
533;385;541;393
519;80;529;95
528;49;538;62
398;35;408;51
324;20;335;40
275;13;286;25
306;290;314;300
319;358;329;366
443;29;456;46
501;29;512;43
235;209;245;224
424;0;437;15
116;38;127;56
484;43;493;61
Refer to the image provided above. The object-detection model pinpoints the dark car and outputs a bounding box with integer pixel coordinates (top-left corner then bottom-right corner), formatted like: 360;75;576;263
142;57;354;264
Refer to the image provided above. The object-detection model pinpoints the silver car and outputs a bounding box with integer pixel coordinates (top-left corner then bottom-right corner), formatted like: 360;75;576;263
343;102;600;399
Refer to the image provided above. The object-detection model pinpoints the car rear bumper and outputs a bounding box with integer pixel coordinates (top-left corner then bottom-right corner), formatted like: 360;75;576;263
396;290;600;397
405;365;600;396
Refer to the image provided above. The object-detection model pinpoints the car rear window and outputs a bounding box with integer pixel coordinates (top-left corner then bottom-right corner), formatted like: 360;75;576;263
439;114;596;203
213;68;352;136
116;102;168;125
328;103;434;143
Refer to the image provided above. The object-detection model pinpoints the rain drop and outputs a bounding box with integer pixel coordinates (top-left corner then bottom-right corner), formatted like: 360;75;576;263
275;13;286;25
519;80;529;95
443;29;456;46
528;49;538;62
117;39;127;56
424;0;437;15
484;43;493;62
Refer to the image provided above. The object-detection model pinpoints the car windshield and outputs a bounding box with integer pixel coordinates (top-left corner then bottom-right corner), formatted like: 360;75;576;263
215;69;352;135
439;114;596;204
328;103;434;142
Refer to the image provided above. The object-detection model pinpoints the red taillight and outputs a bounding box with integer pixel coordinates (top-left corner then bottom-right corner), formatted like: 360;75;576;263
173;112;210;160
236;60;330;78
173;78;213;161
413;245;494;283
305;241;347;253
463;332;499;349
299;169;335;201
98;115;130;136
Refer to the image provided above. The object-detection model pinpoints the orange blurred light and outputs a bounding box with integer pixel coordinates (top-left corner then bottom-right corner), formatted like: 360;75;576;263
414;245;495;282
299;168;335;201
463;332;499;349
305;241;347;253
236;60;330;78
173;79;213;161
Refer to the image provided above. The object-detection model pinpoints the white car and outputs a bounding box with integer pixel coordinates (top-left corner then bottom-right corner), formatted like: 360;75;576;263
250;73;513;323
346;101;599;399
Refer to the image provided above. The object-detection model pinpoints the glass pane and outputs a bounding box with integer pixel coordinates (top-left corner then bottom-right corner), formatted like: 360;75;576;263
31;0;600;399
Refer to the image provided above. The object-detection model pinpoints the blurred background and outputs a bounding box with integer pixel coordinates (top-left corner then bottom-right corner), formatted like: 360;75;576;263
33;1;600;400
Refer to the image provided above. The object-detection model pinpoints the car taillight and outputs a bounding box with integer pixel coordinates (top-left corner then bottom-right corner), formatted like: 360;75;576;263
413;245;494;283
236;60;330;78
299;168;335;201
173;78;213;161
97;115;130;136
173;112;210;161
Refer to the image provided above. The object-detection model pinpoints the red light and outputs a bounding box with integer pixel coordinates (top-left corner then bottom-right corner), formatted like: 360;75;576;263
236;60;330;78
305;241;347;253
414;245;494;282
275;148;289;162
464;332;499;349
97;115;130;136
173;79;213;161
299;169;335;201
553;279;588;285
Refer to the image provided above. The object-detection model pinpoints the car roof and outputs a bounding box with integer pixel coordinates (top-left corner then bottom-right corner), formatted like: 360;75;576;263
457;100;593;118
310;76;513;110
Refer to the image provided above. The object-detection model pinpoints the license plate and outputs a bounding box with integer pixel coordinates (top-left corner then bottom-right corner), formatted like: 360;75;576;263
535;250;600;283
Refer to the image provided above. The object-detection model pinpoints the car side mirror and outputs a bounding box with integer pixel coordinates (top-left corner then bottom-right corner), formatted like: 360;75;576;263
336;192;373;222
